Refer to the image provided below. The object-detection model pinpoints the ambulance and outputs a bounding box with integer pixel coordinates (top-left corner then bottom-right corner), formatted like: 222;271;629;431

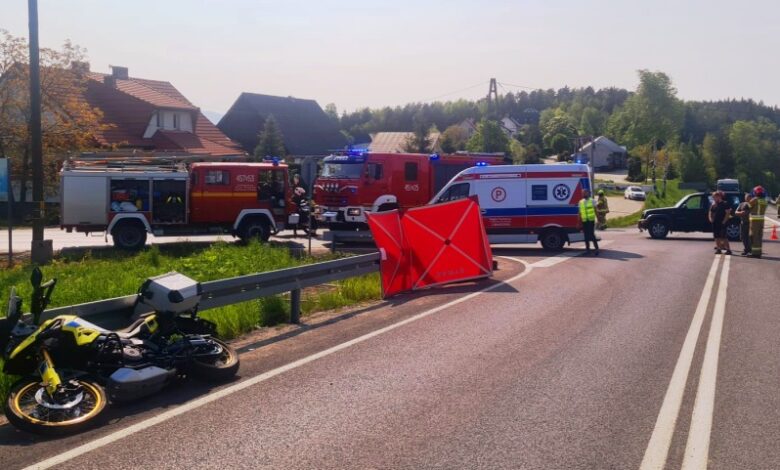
430;164;592;249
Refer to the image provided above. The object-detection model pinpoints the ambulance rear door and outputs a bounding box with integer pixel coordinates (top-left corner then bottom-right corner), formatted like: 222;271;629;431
525;174;578;230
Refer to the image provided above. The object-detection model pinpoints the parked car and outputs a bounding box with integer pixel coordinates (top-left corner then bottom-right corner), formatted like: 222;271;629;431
638;192;741;241
624;186;647;200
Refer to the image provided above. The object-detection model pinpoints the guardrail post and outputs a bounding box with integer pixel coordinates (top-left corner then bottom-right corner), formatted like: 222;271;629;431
290;289;301;324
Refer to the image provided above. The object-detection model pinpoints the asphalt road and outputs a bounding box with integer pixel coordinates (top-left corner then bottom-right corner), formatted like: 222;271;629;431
2;228;780;469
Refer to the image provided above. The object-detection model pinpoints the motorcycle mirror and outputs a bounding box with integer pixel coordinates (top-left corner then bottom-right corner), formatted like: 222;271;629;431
30;267;43;288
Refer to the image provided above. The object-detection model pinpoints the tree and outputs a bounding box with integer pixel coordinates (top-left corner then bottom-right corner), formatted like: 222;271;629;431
466;120;509;154
626;155;644;182
402;121;432;153
607;70;684;151
539;108;576;149
324;103;339;123
579;106;605;136
550;133;571;156
0;30;106;201
254;115;286;159
509;140;542;164
676;143;707;184
439;125;469;153
727;118;779;192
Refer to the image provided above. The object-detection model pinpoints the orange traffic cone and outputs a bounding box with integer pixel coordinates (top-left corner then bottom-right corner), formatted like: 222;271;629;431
772;225;778;240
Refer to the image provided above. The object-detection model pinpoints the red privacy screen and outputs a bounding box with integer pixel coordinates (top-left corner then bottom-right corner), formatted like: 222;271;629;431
367;196;493;298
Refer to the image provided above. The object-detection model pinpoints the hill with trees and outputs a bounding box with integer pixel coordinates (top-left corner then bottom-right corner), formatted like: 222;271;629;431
332;71;780;194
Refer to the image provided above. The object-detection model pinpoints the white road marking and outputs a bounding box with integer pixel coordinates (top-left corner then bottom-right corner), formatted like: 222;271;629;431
639;256;722;470
24;253;558;469
682;255;731;470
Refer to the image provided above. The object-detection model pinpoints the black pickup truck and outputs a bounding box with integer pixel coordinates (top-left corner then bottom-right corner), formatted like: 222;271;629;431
638;192;742;241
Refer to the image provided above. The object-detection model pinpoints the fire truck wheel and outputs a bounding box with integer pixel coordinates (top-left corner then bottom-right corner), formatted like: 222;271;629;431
540;229;566;251
111;221;147;251
239;219;271;243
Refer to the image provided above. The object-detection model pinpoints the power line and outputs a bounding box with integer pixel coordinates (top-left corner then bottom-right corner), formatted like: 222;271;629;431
498;81;544;91
418;81;487;103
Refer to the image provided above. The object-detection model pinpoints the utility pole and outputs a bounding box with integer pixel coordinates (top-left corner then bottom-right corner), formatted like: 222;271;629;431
28;0;51;263
487;78;499;119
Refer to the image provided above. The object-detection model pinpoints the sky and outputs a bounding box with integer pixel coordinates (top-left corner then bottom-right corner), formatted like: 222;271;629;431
3;0;780;121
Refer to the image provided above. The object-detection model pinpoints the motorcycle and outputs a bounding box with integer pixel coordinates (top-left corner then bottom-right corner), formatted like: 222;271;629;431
0;269;239;435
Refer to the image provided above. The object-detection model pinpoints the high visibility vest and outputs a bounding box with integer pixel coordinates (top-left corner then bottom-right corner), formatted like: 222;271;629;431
750;198;767;222
579;198;596;222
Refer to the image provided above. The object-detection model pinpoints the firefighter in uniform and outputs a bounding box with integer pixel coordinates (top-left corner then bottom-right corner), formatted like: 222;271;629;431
596;189;610;230
749;185;767;258
579;189;599;255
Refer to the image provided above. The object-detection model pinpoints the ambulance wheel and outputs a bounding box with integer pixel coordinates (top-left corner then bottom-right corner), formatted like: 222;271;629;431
540;229;566;251
112;221;147;251
239;219;271;243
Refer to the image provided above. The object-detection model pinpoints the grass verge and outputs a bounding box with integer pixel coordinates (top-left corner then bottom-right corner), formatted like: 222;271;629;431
609;180;693;228
0;241;382;403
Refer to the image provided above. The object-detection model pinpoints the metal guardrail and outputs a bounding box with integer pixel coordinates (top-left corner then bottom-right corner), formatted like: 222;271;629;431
41;253;381;324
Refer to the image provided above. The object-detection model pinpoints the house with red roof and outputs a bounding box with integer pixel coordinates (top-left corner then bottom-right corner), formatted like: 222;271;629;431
81;64;244;158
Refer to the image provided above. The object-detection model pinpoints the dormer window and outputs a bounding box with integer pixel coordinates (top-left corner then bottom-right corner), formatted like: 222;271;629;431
156;112;163;128
173;113;180;130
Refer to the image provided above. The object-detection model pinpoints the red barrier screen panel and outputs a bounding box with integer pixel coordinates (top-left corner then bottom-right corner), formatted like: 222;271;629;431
366;209;408;297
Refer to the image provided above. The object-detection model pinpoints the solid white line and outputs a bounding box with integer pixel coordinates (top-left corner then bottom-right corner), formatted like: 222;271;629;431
24;258;537;470
682;255;731;470
639;256;722;470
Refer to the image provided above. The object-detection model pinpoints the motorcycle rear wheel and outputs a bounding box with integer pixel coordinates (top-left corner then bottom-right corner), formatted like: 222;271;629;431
5;377;107;435
189;337;240;382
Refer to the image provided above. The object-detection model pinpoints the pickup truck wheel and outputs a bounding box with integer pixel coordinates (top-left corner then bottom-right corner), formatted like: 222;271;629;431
112;221;147;251
725;220;741;241
540;229;566;251
239;219;271;243
648;219;669;239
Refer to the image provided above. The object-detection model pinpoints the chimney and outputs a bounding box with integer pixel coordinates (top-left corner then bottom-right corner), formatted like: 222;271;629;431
104;75;116;88
110;65;129;80
70;61;90;75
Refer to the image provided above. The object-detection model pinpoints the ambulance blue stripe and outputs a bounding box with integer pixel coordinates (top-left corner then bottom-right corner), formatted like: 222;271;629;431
484;207;579;216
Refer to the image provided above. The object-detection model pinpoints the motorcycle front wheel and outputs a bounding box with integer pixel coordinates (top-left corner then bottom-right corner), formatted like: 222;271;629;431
189;337;240;382
5;378;107;435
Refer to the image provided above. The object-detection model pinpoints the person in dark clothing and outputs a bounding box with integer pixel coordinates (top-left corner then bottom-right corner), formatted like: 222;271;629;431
735;193;752;256
709;191;732;255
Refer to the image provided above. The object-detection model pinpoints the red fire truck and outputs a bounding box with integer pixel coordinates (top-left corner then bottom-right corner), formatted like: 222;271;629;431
313;151;507;230
60;159;299;250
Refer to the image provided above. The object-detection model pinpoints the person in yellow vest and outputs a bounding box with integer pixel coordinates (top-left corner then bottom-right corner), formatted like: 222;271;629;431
579;189;599;256
596;189;610;230
748;185;767;258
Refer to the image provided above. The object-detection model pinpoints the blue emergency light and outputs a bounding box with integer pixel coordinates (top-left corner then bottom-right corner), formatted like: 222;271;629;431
262;156;281;166
429;153;440;161
476;161;489;167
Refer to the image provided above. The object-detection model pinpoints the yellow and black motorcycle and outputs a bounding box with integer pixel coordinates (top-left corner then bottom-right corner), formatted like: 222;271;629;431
0;269;239;435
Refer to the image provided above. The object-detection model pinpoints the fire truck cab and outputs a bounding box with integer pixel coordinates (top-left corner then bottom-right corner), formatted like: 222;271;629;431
60;160;295;250
313;151;506;230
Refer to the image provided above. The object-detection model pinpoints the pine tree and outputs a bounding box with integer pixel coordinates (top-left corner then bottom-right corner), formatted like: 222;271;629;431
254;115;286;160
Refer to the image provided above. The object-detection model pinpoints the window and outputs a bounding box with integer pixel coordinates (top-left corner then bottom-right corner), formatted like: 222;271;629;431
685;195;703;210
368;163;383;180
404;162;418;181
532;184;548;201
173;113;180;130
437;183;470;203
156;112;163;128
205;170;229;185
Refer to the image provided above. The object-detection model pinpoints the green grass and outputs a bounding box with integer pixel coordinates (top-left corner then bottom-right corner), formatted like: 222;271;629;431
609;180;694;228
0;242;383;402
